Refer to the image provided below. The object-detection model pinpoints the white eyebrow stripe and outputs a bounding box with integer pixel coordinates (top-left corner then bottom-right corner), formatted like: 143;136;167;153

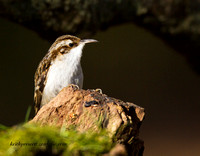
54;40;73;50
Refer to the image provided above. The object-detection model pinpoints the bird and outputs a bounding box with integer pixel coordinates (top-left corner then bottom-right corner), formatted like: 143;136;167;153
34;35;97;114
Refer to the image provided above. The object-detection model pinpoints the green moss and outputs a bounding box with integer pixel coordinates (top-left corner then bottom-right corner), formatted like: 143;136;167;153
0;123;113;156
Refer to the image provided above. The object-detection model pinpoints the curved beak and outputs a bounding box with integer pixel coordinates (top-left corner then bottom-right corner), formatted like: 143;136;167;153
80;39;98;44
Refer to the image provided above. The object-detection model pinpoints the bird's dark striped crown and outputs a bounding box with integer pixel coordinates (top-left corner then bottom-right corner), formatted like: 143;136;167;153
49;35;81;55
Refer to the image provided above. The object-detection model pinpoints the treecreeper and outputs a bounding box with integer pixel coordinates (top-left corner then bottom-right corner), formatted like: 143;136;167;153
34;35;97;114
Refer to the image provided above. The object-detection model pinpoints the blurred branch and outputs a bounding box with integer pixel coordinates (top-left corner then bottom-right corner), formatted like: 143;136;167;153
0;0;200;73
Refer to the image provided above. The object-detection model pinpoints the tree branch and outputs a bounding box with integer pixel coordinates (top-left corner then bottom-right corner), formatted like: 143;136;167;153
1;0;200;73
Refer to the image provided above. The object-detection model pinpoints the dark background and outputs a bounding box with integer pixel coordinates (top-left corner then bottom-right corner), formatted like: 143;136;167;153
0;17;200;155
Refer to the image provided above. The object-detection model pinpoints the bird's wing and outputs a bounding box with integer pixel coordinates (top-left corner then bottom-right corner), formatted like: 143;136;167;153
34;53;52;114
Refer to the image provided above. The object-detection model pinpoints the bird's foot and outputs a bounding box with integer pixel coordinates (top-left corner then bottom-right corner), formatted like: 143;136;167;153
95;88;102;94
68;84;79;90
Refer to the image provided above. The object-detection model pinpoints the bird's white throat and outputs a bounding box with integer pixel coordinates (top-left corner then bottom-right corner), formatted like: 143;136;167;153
41;44;84;107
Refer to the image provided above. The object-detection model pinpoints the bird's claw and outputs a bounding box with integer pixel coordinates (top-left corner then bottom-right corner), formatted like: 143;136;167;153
95;88;102;94
68;84;79;90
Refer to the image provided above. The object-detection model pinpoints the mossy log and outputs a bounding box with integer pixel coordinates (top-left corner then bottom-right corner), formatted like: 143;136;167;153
31;85;145;156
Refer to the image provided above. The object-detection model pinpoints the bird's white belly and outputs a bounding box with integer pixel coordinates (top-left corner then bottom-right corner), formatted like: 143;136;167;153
41;48;83;107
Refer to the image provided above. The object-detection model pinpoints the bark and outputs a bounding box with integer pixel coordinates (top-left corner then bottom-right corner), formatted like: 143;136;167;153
0;0;200;72
31;85;145;156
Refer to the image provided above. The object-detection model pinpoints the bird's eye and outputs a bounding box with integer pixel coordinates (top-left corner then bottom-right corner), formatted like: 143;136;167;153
69;43;74;47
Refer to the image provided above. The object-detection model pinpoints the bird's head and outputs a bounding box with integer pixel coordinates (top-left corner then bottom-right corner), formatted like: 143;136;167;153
49;35;98;55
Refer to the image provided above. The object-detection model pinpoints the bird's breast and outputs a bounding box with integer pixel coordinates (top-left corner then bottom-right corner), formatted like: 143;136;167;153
41;46;84;106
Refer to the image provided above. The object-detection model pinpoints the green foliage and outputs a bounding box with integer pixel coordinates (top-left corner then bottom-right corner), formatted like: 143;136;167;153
0;123;113;156
24;106;32;123
0;124;9;131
